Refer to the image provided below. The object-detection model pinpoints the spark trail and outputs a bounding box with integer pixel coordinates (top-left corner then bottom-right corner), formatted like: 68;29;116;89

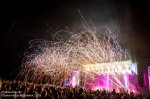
17;18;130;86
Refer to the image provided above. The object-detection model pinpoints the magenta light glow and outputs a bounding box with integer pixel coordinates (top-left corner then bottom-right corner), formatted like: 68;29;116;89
106;75;109;90
144;73;147;86
132;90;135;93
129;71;134;80
84;72;140;93
124;75;128;89
148;67;150;90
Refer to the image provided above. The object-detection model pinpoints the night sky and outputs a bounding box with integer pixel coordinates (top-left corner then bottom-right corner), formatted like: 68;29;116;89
1;0;150;80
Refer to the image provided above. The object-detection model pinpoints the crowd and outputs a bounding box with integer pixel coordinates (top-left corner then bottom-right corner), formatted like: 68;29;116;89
0;78;150;99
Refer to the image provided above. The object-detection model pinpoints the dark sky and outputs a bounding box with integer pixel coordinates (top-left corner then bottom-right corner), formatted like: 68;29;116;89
1;0;150;79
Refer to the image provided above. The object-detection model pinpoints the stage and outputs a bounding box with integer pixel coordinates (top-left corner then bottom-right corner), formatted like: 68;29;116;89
69;60;140;93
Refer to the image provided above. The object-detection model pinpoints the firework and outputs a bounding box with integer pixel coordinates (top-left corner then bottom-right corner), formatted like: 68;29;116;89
16;17;131;86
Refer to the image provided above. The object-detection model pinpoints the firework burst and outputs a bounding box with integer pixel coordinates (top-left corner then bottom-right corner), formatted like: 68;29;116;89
16;16;131;86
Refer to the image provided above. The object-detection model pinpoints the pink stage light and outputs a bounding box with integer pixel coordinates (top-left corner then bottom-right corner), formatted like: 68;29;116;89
148;67;150;90
106;75;109;90
144;74;147;86
92;86;103;91
132;90;135;93
124;75;128;89
129;71;134;80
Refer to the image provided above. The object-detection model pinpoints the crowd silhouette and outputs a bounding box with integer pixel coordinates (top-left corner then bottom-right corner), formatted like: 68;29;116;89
0;77;149;99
